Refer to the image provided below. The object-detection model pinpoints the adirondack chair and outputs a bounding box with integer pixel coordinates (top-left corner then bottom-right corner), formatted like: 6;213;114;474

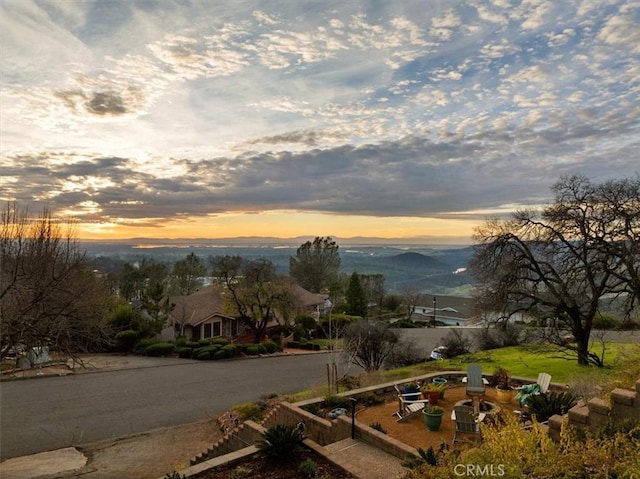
393;384;426;422
452;405;481;445
465;364;487;399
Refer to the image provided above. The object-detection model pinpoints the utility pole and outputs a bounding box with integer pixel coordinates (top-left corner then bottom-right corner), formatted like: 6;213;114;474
432;296;436;328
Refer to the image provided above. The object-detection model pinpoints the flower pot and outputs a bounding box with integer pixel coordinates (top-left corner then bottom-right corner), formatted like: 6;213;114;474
423;410;443;431
403;385;421;401
496;387;514;404
424;390;439;405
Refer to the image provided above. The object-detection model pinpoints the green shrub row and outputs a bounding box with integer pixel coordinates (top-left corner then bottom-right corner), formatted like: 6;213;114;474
286;341;321;351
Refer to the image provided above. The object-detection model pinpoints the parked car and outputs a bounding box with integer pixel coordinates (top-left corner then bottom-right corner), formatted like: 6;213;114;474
430;346;447;360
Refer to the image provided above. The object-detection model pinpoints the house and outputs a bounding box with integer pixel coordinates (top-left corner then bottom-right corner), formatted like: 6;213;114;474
160;283;330;342
410;295;478;326
161;286;239;342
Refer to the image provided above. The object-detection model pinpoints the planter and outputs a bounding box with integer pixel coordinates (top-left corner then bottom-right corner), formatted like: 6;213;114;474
403;385;421;401
432;378;448;399
424;390;440;405
423;409;444;431
496;387;514;404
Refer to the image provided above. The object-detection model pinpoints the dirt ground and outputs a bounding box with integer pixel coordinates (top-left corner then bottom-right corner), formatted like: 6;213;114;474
356;385;519;451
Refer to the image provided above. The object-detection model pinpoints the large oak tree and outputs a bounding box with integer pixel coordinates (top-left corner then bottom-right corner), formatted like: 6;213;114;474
470;175;639;366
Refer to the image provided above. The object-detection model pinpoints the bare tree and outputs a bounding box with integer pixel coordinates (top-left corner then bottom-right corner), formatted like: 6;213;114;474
401;284;422;320
342;320;399;371
470;175;639;366
1;204;111;362
210;256;295;343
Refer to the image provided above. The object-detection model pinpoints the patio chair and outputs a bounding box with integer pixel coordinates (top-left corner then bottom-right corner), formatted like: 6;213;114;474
515;372;551;406
393;384;426;422
452;405;481;445
465;364;486;396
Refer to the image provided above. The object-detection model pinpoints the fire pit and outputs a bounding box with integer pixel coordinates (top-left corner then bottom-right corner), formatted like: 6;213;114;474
454;399;500;415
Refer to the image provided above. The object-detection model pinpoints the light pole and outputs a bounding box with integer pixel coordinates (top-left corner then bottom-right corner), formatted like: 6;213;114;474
432;296;436;328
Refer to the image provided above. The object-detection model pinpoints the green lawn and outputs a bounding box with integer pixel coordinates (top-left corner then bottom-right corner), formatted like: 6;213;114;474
388;342;640;386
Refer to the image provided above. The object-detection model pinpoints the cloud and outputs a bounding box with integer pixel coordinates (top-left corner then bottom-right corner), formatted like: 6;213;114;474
1;0;638;237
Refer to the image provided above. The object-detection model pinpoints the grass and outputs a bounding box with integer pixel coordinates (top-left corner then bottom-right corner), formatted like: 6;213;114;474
386;342;640;386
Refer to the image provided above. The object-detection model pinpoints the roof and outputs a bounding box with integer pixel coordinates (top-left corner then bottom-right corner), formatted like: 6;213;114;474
290;284;329;308
169;286;234;326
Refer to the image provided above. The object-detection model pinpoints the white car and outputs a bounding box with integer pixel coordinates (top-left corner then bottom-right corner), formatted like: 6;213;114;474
430;346;447;360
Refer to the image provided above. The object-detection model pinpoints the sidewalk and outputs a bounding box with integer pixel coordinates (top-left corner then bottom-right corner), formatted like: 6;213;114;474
324;438;407;479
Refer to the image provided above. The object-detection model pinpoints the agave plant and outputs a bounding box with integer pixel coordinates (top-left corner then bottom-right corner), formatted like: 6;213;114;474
527;391;576;423
257;423;305;461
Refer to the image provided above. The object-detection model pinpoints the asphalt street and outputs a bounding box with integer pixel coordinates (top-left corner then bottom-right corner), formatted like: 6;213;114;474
0;353;347;460
1;328;635;460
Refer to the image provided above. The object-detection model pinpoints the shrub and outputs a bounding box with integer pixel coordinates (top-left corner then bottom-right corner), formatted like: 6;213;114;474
174;337;187;348
133;338;160;354
212;349;226;360
441;329;471;358
257;424;304;461
295;314;317;331
185;341;200;349
233;402;264;421
527;391;576;423
262;341;279;354
358;391;384;407
198;338;211;346
164;472;186;479
211;338;229;346
370;422;387;434
221;344;237;358
176;347;193;359
196;351;211;360
298;458;317;478
245;345;260;356
323;394;352;410
258;344;267;354
145;342;175;357
114;330;139;353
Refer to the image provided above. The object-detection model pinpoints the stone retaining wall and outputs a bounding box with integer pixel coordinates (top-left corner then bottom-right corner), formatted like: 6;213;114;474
549;379;640;441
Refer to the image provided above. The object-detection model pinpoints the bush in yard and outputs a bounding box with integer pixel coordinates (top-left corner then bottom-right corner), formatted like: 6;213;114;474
211;338;229;346
257;424;304;461
323;394;352;410
402;412;640;478
134;338;159;355
176;347;192;358
298;458;318;478
370;422;387;434
526;391;576;423
198;338;211;346
185;341;200;349
221;344;237;358
213;349;227;360
145;342;175;357
245;345;260;356
233;402;264;422
441;329;471;358
262;340;279;354
196;351;211;360
115;330;139;353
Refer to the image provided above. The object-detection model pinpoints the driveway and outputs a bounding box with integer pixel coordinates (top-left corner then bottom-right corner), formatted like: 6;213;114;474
0;352;347;460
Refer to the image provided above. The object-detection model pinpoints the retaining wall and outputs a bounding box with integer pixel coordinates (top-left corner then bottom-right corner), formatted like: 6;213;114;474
549;378;640;441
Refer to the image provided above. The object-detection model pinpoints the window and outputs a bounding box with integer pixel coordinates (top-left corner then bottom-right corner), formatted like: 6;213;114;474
203;320;222;338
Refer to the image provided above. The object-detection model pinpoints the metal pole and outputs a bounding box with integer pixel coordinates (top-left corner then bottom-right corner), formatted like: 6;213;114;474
432;296;436;327
350;397;357;439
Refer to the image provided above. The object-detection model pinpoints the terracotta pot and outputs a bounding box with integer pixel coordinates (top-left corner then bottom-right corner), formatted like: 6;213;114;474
496;387;514;404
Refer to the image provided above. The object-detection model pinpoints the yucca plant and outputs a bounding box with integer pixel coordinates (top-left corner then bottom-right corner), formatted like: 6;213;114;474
257;424;305;461
527;391;576;423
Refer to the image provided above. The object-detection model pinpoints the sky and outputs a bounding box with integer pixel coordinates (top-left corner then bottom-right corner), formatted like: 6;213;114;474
1;0;638;243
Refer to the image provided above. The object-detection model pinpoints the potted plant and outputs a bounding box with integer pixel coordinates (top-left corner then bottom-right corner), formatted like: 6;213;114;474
402;382;421;401
494;367;514;404
421;383;441;405
432;377;448;399
422;404;444;431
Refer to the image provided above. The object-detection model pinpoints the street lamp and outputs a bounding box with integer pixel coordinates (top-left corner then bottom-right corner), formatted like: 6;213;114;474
432;296;436;328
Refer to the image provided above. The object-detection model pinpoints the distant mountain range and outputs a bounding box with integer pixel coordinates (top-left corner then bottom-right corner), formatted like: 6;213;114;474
82;238;475;296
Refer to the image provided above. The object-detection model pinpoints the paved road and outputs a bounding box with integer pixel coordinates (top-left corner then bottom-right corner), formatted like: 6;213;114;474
0;353;347;460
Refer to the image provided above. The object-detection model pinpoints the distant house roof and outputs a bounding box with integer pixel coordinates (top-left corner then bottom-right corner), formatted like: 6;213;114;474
169;286;234;326
290;284;329;309
412;295;477;324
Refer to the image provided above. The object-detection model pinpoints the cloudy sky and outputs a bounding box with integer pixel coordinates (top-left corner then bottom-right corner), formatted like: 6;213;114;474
1;0;638;243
